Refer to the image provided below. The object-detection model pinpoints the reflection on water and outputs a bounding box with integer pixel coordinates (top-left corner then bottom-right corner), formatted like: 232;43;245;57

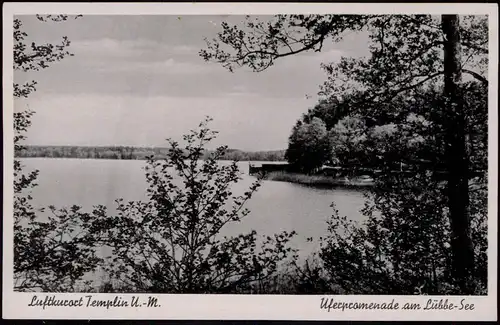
19;158;368;259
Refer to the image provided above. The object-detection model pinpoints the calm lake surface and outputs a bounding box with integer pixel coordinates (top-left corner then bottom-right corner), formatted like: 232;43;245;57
20;158;368;260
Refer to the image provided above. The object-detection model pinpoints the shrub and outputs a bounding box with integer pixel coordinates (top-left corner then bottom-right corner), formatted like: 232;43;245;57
98;117;298;293
319;172;487;295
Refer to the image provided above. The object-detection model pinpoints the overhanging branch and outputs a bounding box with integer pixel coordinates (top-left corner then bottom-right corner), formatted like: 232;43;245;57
463;69;488;86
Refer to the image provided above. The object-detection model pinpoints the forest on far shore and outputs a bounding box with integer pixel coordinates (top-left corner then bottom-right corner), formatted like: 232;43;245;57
15;145;286;162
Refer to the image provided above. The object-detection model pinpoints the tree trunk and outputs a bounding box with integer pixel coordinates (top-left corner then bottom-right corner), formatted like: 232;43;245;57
441;14;475;294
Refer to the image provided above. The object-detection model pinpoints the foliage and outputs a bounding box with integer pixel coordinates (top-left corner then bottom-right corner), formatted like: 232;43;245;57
202;14;489;294
285;117;331;173
12;13;489;295
318;81;488;295
328;116;367;167
319;175;450;295
96;117;297;293
319;19;487;286
319;171;487;295
200;15;368;72
13;16;80;98
302;98;351;130
201;14;486;91
283;96;353;172
14;204;106;292
13;15;104;292
321;81;487;176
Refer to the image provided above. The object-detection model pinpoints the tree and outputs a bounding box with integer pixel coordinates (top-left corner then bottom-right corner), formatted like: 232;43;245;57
327;116;367;167
302;98;351;130
201;14;488;293
13;15;104;292
319;82;487;294
97;117;297;293
320;175;453;294
285;117;331;173
441;15;474;291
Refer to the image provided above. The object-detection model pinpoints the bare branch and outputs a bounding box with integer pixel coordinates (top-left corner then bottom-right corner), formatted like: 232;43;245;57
463;69;488;86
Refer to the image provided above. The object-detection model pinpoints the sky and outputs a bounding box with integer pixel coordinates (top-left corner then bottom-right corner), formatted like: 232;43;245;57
14;15;370;151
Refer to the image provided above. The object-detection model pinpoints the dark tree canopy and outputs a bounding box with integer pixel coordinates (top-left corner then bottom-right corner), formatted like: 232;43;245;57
285;117;331;173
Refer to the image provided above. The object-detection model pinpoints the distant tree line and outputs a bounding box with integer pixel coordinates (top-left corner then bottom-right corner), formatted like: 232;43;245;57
15;145;286;162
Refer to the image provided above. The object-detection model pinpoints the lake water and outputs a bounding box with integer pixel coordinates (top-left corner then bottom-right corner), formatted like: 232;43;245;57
19;158;368;261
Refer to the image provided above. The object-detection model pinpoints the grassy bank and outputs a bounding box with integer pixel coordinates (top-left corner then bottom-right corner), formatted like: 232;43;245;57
265;171;374;188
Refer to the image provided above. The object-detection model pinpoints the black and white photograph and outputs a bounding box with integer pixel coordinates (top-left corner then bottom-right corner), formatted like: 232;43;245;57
3;2;498;321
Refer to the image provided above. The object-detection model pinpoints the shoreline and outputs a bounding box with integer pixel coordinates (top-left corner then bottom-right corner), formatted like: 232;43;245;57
263;171;375;188
16;157;375;188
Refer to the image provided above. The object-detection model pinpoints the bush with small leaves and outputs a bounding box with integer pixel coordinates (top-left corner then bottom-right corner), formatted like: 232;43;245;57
98;117;298;293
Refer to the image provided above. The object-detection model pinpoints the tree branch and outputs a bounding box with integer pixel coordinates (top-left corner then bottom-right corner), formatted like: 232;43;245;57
463;69;488;86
